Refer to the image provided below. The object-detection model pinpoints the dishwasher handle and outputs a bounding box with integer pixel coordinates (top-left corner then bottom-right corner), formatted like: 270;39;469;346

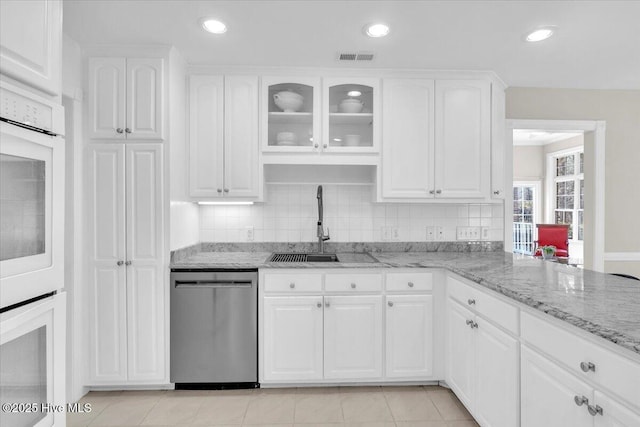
175;280;253;288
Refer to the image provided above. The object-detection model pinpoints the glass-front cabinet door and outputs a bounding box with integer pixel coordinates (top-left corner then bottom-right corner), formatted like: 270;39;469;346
323;78;379;153
262;77;320;152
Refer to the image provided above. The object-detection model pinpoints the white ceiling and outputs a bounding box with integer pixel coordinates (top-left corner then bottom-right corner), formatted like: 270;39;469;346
512;130;583;146
63;0;640;89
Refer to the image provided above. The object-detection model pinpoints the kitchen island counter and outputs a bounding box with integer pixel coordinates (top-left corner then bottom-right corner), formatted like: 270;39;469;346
171;249;640;356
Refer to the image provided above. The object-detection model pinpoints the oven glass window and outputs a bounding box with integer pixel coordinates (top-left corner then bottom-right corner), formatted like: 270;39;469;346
0;154;46;261
0;326;47;427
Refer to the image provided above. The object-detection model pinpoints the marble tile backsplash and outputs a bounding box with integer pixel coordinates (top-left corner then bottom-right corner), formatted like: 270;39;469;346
200;184;504;243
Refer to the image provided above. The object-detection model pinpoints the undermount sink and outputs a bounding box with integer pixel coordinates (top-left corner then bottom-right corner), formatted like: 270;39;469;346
268;253;339;263
267;252;379;263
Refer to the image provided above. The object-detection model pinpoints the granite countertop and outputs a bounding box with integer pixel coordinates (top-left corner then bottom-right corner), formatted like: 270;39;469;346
171;249;640;356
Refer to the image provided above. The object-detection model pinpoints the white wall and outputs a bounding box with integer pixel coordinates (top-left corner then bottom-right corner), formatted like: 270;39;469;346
168;48;199;250
200;184;504;243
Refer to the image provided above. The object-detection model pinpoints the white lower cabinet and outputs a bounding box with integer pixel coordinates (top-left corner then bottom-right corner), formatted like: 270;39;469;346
87;143;165;385
447;292;518;427
324;295;383;379
385;295;434;379
521;346;640;427
263;296;323;381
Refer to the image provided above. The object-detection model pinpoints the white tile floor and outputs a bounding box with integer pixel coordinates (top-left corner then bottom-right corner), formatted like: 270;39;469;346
68;386;479;427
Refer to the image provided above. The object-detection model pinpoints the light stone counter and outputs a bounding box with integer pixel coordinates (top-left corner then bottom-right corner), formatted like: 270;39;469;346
171;248;640;355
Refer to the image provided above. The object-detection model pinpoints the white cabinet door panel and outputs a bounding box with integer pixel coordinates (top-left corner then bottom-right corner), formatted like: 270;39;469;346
521;346;593;427
474;317;519;427
224;76;259;197
0;0;61;95
324;295;383;379
382;79;435;198
595;391;640;427
385;295;433;378
263;296;324;381
126;58;164;140
89;58;127;140
447;300;474;409
189;75;224;198
435;80;490;198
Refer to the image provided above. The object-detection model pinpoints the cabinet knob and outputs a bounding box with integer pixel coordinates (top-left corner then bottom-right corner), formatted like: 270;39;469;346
580;361;596;373
471;321;478;329
317;302;322;308
466;319;473;326
117;260;124;266
436;189;442;194
467;298;476;305
493;190;501;195
223;188;229;193
314;143;319;148
429;190;435;194
289;283;295;289
408;281;414;288
587;404;603;416
323;143;328;148
125;127;131;134
388;301;394;307
574;395;589;407
125;260;132;266
325;301;330;308
351;283;356;289
116;128;124;134
217;188;223;193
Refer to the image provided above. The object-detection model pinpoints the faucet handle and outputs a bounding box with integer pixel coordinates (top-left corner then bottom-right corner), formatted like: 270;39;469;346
324;227;330;241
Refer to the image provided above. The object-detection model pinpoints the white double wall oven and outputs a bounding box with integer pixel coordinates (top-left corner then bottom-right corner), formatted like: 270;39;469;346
0;80;66;427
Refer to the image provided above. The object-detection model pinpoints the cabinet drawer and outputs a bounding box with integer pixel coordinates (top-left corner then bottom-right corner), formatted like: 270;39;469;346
325;273;382;292
264;273;322;293
447;275;518;334
386;272;433;292
521;311;640;408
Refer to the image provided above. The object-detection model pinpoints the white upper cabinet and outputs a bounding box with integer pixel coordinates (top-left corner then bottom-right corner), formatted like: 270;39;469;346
188;75;260;200
381;78;492;201
0;0;61;95
262;77;320;152
89;57;164;140
434;80;491;198
382;79;435;198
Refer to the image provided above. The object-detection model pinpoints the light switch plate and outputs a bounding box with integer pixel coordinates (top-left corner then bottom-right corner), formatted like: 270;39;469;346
457;226;481;241
426;226;435;241
245;226;254;241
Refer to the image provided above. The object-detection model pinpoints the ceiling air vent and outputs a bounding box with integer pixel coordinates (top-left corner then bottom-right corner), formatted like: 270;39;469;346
337;52;375;62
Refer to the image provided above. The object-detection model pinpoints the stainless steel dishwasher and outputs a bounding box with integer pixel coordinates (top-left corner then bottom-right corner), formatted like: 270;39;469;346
170;269;258;388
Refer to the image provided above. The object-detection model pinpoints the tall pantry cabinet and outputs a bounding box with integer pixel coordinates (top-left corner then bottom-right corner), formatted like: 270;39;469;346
86;54;167;385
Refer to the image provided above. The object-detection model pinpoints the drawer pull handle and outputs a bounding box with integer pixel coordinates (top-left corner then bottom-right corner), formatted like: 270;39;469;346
467;299;476;305
466;319;473;326
388;301;394;307
471;321;478;329
289;283;295;289
316;302;322;308
574;395;589;407
408;282;414;287
587;404;603;416
351;283;356;289
580;362;596;373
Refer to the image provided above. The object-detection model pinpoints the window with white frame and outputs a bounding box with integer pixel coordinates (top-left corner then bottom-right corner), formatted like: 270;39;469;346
553;150;584;241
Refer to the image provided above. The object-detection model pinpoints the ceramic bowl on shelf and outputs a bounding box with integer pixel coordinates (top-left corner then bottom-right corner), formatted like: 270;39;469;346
338;98;364;113
276;131;297;145
273;90;304;112
343;134;361;146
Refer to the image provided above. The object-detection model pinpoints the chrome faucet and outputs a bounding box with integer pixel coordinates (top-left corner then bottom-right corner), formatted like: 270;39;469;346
316;185;330;253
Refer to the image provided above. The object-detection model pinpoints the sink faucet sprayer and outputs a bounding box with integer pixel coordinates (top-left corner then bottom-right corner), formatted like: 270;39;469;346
317;185;330;253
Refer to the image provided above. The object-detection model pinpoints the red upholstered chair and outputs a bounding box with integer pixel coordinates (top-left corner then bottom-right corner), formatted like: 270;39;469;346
534;224;570;258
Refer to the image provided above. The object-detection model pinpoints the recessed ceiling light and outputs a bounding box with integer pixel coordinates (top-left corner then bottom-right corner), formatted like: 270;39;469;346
364;23;390;38
525;27;555;42
347;90;362;97
201;18;227;34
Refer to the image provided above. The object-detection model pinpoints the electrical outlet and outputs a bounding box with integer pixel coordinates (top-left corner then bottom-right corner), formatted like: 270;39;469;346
435;226;445;241
245;226;254;241
481;227;490;240
382;226;391;241
426;226;435;241
391;227;399;240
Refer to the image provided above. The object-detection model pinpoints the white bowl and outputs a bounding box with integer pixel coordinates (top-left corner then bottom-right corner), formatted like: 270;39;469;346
343;134;361;146
276;131;297;144
274;91;304;112
339;98;364;113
